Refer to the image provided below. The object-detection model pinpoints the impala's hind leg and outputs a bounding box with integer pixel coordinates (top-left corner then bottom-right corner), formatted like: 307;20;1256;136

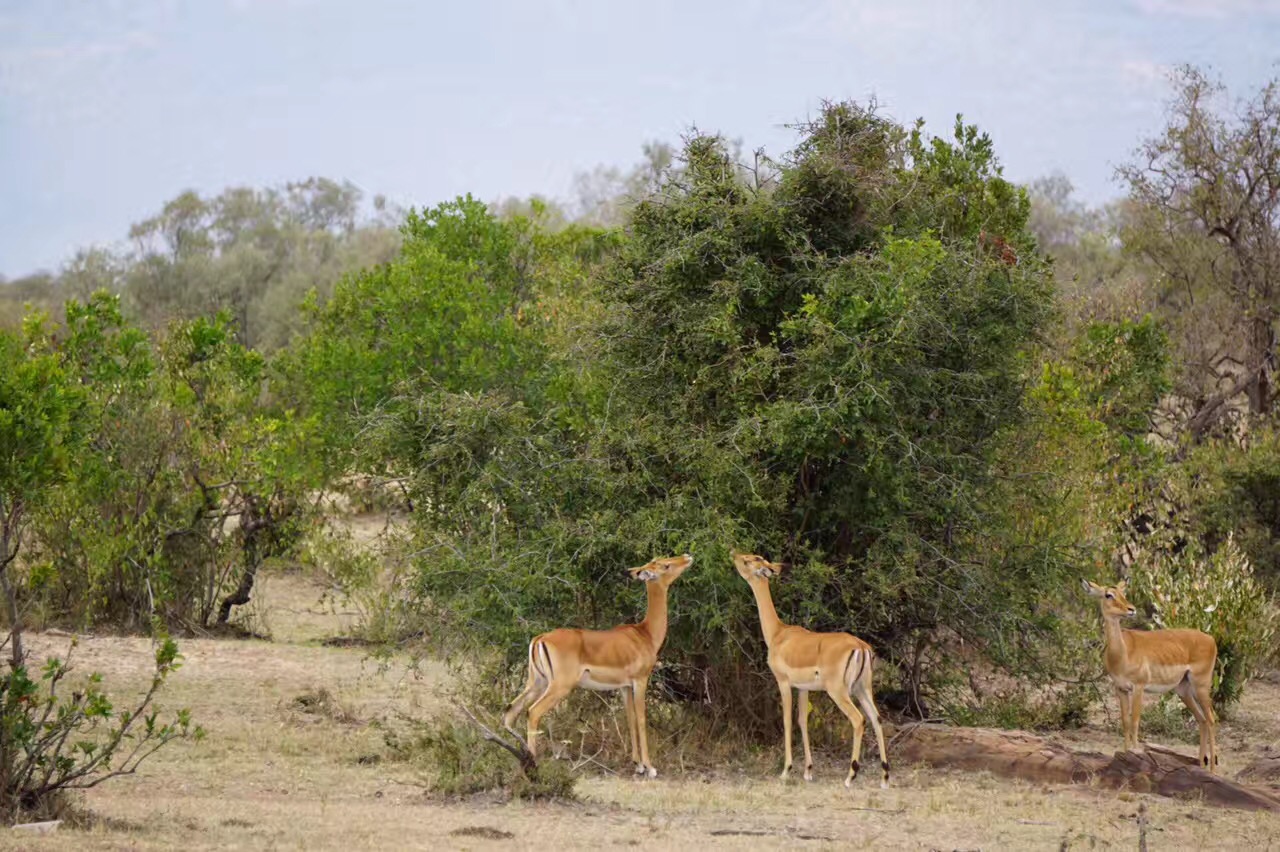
798;690;814;781
852;683;889;788
1175;677;1209;770
1193;680;1219;773
504;644;547;735
828;687;866;789
526;682;572;759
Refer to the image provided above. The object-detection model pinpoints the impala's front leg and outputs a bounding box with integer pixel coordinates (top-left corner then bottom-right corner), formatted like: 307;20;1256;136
1114;686;1132;750
797;690;814;781
777;677;793;780
632;677;657;778
621;685;642;774
1128;686;1144;750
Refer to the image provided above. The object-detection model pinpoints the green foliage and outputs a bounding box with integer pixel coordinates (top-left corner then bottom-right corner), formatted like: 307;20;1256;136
940;315;1174;714
19;293;322;629
345;102;1062;726
0;636;201;823
0;321;88;667
1025;174;1147;333
1119;66;1280;428
1128;534;1278;707
948;685;1092;732
1069;318;1170;437
0;327;85;531
1179;427;1280;586
2;178;401;351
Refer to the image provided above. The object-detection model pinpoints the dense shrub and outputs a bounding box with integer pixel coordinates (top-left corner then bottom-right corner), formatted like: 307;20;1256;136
1179;427;1280;587
18;294;320;631
1128;533;1278;706
308;103;1076;728
1;323;198;824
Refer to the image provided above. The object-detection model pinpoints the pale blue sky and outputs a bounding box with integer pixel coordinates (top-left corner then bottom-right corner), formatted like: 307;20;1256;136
2;0;1278;277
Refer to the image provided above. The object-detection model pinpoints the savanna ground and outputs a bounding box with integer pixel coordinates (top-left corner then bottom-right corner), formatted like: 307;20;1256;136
9;515;1280;851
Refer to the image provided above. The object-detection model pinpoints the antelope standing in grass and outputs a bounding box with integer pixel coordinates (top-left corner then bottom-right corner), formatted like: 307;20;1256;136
503;554;693;777
1083;578;1219;772
734;552;889;788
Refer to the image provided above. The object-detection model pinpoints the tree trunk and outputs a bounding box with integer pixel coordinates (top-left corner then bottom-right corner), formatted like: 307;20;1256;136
1;521;24;669
894;725;1280;812
0;568;23;670
1246;313;1276;415
217;500;262;626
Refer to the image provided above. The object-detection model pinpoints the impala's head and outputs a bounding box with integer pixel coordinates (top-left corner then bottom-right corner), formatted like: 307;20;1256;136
628;553;694;585
1082;578;1137;619
732;551;785;583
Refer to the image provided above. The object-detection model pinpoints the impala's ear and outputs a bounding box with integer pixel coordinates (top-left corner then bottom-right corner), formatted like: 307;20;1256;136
774;562;789;575
1115;578;1128;593
635;569;659;582
1082;579;1104;597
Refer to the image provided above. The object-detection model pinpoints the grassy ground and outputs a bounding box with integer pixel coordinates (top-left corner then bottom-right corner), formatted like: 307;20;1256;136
9;526;1280;850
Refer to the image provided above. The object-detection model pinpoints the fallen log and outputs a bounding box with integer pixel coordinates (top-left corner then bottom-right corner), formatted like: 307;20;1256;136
894;724;1280;812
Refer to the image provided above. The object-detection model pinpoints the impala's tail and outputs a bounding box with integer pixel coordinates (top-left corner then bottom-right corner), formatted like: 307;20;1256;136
844;646;871;693
530;637;554;682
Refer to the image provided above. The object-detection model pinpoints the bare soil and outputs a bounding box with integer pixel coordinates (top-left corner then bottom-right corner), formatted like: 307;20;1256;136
8;527;1280;850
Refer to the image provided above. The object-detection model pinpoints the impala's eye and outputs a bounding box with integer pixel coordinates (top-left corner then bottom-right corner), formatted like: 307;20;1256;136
1105;593;1114;600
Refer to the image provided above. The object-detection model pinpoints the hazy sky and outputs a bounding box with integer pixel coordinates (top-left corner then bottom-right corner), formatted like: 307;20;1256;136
2;0;1278;277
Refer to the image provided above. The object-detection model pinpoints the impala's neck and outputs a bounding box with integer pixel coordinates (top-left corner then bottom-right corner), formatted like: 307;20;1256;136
748;579;785;646
640;581;670;649
1100;609;1131;664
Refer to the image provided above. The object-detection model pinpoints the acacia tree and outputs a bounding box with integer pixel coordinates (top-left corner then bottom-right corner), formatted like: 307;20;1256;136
1120;66;1280;438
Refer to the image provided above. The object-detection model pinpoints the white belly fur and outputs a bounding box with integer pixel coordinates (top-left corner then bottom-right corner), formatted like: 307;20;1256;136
1143;681;1179;694
578;673;627;691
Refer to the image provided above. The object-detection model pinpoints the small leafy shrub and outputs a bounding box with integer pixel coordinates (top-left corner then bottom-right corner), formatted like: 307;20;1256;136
1129;534;1279;707
302;524;422;646
384;716;576;800
1136;694;1200;745
0;637;201;824
948;685;1093;732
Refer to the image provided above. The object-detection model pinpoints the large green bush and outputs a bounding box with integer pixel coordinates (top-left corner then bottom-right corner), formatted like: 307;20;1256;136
18;294;320;630
311;103;1073;726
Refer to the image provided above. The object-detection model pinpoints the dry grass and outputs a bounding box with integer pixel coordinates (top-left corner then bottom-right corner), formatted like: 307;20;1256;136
8;562;1280;850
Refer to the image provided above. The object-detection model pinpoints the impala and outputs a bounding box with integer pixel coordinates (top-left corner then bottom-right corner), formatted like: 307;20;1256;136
734;552;890;788
502;553;693;778
1083;578;1219;772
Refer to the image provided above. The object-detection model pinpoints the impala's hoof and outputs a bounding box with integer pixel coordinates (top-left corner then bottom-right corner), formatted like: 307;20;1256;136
844;776;853;789
634;763;646;776
803;771;813;783
644;765;657;779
